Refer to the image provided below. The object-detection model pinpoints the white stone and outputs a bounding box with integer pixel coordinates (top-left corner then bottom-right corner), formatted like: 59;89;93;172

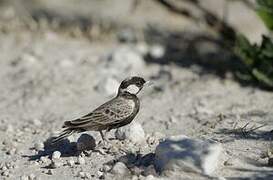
145;175;157;180
135;42;149;55
96;76;120;96
51;151;61;159
78;171;86;178
20;175;28;180
32;119;42;127
107;46;145;73
149;44;165;59
97;170;103;177
111;162;129;176
67;158;75;166
34;142;44;151
50;160;63;168
115;122;145;143
40;156;49;163
154;135;223;175
77;157;85;165
28;173;36;180
77;133;96;151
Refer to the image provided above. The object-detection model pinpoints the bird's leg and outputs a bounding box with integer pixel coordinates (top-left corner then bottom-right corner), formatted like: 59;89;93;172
98;130;110;148
99;130;105;141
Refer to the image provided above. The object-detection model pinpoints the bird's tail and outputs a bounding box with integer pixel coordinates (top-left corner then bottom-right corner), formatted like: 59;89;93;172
50;128;78;144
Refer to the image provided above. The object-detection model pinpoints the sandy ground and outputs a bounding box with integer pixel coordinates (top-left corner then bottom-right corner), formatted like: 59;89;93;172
0;0;273;180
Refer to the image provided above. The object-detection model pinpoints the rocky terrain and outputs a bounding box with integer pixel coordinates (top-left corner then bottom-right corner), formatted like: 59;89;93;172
0;0;273;180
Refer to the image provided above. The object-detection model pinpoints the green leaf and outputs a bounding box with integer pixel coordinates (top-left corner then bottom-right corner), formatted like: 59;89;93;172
256;0;273;30
252;68;273;87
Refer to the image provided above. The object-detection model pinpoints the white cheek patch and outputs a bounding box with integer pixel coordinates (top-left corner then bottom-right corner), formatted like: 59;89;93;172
125;84;140;94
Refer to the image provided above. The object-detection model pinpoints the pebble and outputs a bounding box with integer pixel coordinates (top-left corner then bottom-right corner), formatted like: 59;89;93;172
34;142;44;151
97;170;103;177
6;148;17;155
135;42;149;55
145;175;157;180
47;169;53;175
115;122;145;143
5;124;14;133
102;164;112;172
31;119;42;127
67;158;75;167
1;170;9;177
50;160;63;168
40;156;49;163
20;175;28;180
107;46;145;73
78;171;86;178
268;157;273;166
77;157;85;165
149;44;165;59
85;172;91;179
96;76;120;96
111;162;129;176
77;133;96;151
28;173;36;180
52;151;61;159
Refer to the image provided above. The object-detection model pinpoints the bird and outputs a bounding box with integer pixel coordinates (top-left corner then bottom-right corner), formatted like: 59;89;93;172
51;76;149;144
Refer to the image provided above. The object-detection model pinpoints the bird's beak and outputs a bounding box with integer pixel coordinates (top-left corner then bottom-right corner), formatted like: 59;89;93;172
144;81;153;87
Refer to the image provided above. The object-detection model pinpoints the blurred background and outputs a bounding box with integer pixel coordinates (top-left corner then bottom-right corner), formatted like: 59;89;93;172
0;0;272;88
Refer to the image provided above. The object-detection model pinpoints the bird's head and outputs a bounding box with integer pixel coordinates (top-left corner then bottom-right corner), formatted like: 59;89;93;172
118;76;149;95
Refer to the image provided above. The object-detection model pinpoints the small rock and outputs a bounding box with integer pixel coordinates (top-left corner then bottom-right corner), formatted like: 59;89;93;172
132;175;138;180
40;156;49;163
22;53;37;64
78;171;86;178
60;59;73;68
6;148;17;155
5;124;14;133
47;169;53;175
107;46;145;73
77;157;85;165
145;175;157;180
85;172;91;179
149;44;165;59
51;151;61;159
50;160;63;169
117;28;137;43
31;119;42;127
1;170;9;177
115;122;145;143
136;42;149;55
268;157;273;166
20;175;28;180
102;164;112;172
97;170;103;177
154;135;223;175
34;142;44;151
96;76;120;96
28;173;36;180
77;133;96;151
67;158;75;167
111;162;129;176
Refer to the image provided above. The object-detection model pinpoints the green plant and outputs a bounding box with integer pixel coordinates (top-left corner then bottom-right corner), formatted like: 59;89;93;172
235;0;273;89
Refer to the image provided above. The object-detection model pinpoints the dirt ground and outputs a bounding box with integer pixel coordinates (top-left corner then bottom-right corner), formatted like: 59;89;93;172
0;0;273;180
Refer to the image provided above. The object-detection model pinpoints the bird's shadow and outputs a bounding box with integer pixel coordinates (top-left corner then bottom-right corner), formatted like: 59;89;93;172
22;138;79;161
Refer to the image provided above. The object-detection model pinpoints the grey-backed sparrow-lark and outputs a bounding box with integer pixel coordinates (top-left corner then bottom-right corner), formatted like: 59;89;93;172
51;76;149;144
